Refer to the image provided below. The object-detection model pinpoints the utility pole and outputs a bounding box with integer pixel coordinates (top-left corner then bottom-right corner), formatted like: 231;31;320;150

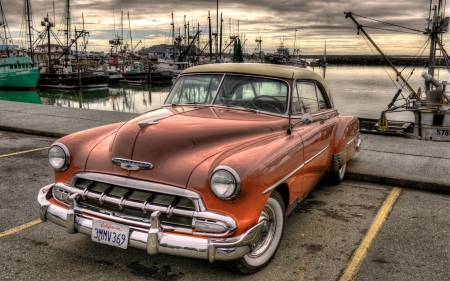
294;30;297;56
216;0;218;60
219;13;223;59
171;12;174;61
208;11;212;61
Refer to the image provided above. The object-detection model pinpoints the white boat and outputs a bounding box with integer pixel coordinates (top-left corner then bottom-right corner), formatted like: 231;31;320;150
345;1;450;141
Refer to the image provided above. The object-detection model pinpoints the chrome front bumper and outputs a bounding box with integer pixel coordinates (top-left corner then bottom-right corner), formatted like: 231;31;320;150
38;184;264;263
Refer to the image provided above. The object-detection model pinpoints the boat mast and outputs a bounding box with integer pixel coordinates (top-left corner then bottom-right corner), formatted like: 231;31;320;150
345;12;422;101
0;1;9;57
424;1;449;87
219;13;223;59
45;14;52;73
64;0;71;70
25;0;34;63
171;12;174;61
128;12;132;57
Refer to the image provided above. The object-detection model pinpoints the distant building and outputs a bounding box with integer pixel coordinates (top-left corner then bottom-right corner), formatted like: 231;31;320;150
139;43;201;60
0;44;19;57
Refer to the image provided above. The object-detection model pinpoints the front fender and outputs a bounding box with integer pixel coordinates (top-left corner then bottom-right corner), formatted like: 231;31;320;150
186;132;301;235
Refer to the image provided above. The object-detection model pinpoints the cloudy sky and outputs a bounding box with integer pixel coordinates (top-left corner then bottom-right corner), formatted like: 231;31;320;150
1;0;448;56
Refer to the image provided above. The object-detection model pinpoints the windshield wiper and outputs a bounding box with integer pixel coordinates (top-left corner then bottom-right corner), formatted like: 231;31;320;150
170;102;205;106
224;103;259;113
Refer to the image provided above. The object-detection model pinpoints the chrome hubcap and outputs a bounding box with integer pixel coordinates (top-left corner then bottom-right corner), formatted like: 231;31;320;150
248;205;276;258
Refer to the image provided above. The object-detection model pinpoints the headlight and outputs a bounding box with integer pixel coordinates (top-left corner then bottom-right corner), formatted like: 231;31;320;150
48;143;70;171
209;166;241;200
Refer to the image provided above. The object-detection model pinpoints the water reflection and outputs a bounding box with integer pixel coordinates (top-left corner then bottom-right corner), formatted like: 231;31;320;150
0;90;42;104
0;67;423;122
38;83;172;114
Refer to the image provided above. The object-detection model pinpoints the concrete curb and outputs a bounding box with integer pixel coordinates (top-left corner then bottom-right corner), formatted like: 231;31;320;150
1;100;448;194
0;125;67;139
346;172;449;194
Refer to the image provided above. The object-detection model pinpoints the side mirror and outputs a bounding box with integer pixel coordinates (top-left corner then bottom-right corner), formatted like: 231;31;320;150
301;113;313;125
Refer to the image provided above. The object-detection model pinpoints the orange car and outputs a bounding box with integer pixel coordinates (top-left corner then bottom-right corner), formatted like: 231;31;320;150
38;63;360;274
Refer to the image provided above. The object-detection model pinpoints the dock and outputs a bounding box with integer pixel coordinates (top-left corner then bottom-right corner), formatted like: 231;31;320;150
0;100;448;193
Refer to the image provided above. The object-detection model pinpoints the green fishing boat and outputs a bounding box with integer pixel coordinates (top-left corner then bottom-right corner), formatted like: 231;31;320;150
0;1;39;90
0;57;39;90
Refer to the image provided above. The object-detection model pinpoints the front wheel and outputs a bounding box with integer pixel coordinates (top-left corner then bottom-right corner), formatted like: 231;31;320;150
227;190;285;274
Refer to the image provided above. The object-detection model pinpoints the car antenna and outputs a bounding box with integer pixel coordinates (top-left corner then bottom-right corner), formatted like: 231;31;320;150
287;72;294;135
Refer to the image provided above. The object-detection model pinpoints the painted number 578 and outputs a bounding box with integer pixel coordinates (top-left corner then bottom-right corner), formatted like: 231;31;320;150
436;130;449;136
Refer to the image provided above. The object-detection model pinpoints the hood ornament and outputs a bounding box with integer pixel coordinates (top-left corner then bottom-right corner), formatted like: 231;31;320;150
112;158;154;171
137;115;171;129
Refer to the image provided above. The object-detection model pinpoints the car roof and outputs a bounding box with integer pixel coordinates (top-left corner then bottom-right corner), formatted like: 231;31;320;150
181;63;320;79
181;63;331;94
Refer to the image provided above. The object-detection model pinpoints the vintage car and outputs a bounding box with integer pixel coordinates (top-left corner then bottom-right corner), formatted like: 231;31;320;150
38;63;360;274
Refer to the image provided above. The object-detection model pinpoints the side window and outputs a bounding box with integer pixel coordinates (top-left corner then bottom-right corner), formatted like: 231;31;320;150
292;83;302;114
317;89;327;110
295;81;328;113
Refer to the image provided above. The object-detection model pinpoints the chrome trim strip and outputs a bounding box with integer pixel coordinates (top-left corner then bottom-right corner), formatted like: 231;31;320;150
262;145;329;194
289;109;337;119
312;109;337;117
38;188;262;263
288;197;299;215
347;134;359;146
333;133;361;171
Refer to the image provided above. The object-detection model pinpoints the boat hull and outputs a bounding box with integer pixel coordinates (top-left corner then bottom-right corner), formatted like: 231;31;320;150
121;71;173;84
0;57;40;90
37;72;110;89
0;69;40;90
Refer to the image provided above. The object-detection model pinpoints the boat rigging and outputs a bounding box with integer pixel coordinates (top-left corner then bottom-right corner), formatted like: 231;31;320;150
345;0;450;141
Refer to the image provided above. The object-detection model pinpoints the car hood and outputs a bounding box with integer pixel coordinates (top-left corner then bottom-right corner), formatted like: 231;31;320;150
85;106;287;188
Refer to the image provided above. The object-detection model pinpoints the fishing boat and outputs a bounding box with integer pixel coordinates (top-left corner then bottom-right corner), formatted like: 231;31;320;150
120;62;173;85
35;0;109;89
0;57;39;90
345;0;449;141
0;0;39;90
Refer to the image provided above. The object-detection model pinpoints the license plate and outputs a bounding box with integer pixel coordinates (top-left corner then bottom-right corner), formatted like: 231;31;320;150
91;220;129;249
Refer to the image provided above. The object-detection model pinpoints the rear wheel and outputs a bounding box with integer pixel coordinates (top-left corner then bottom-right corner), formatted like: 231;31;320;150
327;163;347;185
227;190;285;274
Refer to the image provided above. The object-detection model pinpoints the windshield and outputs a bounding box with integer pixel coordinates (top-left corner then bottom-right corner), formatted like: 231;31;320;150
213;75;288;114
165;74;289;115
165;74;222;104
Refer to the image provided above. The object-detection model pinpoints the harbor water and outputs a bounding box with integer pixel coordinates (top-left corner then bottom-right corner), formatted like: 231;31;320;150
2;65;448;122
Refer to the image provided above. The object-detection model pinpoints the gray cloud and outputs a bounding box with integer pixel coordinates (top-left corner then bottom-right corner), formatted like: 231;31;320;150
1;0;447;55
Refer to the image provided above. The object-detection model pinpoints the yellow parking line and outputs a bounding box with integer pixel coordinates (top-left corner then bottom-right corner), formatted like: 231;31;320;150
0;219;42;238
0;146;50;158
339;187;401;281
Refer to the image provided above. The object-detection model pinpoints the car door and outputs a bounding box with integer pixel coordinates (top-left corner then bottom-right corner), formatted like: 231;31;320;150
292;80;338;196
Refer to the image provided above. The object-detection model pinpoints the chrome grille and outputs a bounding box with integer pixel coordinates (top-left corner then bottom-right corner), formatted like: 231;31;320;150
51;172;237;236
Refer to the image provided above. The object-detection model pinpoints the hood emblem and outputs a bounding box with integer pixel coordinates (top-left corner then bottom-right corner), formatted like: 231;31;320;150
137;115;171;129
112;158;154;171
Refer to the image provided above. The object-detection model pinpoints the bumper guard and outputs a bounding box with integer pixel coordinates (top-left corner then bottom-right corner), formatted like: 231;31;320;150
38;184;263;263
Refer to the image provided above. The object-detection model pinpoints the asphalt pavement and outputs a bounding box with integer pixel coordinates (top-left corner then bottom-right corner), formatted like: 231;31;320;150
0;100;448;193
